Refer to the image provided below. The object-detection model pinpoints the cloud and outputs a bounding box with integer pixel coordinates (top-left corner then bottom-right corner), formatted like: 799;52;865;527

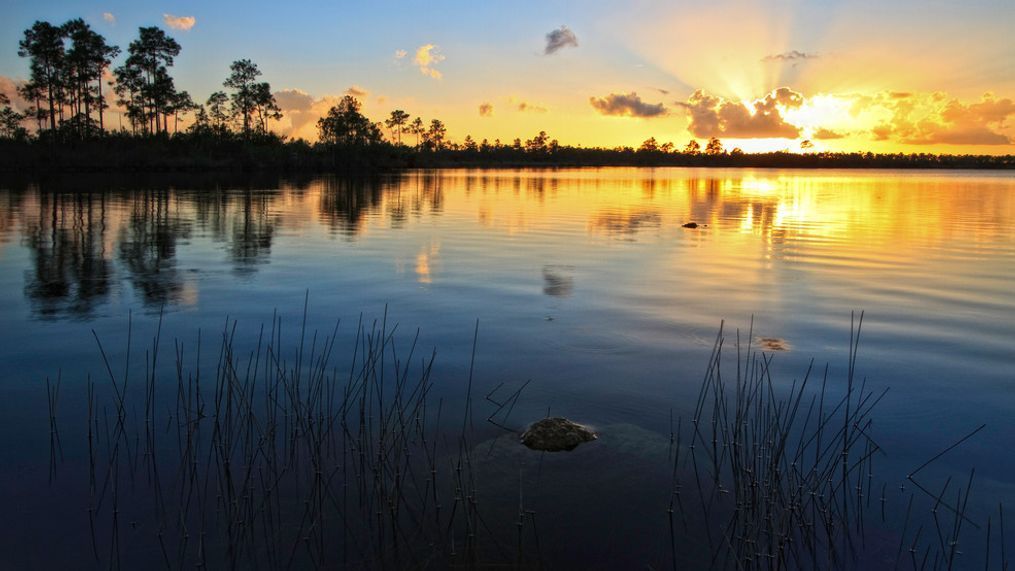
544;25;578;55
163;14;196;31
102;12;116;25
414;44;444;79
655;87;671;95
394;49;407;60
589;92;667;118
511;98;547;113
345;85;369;99
676;87;803;138
858;91;1014;145
273;89;346;141
479;103;493;117
813;128;845;140
762;50;818;62
273;88;314;113
0;76;30;112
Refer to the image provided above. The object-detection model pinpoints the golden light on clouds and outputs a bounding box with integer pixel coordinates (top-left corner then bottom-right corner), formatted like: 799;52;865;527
162;14;196;31
413;44;444;79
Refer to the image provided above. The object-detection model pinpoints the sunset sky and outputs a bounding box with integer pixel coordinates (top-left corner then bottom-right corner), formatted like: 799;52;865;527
2;0;1013;153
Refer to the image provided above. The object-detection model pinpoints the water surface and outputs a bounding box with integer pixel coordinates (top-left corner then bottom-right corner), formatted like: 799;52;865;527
0;168;1012;567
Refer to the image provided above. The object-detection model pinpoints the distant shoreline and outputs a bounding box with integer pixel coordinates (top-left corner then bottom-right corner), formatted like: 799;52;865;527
2;139;1012;173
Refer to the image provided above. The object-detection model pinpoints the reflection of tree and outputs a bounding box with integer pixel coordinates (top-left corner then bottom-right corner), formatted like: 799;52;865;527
542;265;574;297
318;177;385;236
22;191;113;318
588;210;661;237
230;190;276;273
118;190;191;306
413;172;444;217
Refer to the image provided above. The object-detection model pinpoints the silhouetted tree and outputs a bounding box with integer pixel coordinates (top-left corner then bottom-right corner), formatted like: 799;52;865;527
251;82;281;135
224;59;274;137
800;139;814;151
63;18;119;136
384;109;410;145
407;117;425;148
18;21;65;132
525;131;550;153
169;90;196;133
317;95;382;145
114;26;181;134
705;137;724;155
425;119;447;150
206;91;231;132
684;139;701;155
0;94;27;140
17;81;45;132
639;137;658;152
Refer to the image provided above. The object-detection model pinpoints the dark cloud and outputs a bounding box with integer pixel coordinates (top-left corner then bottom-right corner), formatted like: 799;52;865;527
479;102;493;117
515;100;547;113
274;88;315;112
589;92;668;118
813;128;845;140
544;25;578;55
344;85;369;99
676;88;803;138
762;50;819;62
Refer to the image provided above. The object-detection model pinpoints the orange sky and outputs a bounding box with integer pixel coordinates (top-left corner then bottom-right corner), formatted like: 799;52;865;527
2;0;1013;153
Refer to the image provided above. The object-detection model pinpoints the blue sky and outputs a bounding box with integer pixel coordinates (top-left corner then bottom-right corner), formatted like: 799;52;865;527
2;0;1014;152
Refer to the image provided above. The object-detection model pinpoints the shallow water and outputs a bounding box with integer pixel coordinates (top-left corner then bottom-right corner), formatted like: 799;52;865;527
0;168;1012;567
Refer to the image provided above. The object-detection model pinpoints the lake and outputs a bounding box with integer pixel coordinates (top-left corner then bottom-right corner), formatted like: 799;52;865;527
0;168;1012;568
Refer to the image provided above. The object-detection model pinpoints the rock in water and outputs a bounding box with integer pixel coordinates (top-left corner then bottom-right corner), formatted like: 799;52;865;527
682;222;699;228
521;417;597;452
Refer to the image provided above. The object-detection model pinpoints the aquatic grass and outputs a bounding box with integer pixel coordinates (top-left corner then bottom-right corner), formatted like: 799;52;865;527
56;306;1011;569
73;301;521;569
667;312;1006;570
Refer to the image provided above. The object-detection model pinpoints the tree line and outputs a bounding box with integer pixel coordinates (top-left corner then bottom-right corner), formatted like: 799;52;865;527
2;17;1012;171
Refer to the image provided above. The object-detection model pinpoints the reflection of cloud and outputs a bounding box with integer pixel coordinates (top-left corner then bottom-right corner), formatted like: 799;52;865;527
544;25;578;55
163;14;196;31
102;12;116;24
588;210;661;237
542;265;574;297
415;243;440;284
676;87;803;138
479;102;493;117
414;44;444;79
762;50;818;62
589;92;667;118
758;337;790;351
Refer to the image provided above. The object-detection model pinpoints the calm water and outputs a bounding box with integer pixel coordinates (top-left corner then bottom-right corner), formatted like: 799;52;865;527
0;168;1013;568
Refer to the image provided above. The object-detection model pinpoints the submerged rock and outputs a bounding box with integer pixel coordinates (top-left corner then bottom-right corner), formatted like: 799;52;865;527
521;417;597;452
681;222;699;228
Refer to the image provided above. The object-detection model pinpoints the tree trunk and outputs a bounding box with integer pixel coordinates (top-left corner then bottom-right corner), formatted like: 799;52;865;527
97;77;104;133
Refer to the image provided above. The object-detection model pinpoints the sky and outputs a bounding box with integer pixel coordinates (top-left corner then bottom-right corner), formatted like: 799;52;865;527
2;0;1014;153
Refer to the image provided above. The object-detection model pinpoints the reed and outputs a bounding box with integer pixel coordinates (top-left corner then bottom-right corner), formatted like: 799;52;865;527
61;307;1007;569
